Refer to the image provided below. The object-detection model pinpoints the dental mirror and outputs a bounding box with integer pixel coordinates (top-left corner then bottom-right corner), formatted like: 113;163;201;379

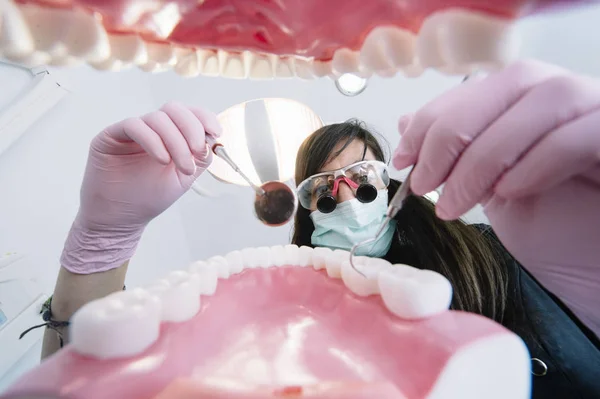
212;144;297;226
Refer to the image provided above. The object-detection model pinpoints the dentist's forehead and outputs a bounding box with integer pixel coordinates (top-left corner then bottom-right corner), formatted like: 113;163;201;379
320;140;376;173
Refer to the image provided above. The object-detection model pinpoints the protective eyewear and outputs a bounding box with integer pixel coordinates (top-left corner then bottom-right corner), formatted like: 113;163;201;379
297;160;390;213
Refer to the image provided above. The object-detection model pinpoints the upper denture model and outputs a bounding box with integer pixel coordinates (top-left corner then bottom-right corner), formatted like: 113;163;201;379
0;0;591;79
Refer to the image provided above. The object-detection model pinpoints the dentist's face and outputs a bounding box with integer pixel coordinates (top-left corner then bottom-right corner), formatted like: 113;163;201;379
319;139;376;204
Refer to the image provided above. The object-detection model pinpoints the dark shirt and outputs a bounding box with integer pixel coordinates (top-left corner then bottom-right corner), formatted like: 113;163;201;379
385;224;600;398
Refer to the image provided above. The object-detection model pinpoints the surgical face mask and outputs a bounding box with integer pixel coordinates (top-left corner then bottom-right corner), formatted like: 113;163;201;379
310;189;396;257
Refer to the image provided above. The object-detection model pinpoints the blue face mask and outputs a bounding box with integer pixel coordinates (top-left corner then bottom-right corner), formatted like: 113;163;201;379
310;189;396;257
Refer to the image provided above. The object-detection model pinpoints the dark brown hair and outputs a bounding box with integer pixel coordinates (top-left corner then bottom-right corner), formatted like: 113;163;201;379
292;120;509;322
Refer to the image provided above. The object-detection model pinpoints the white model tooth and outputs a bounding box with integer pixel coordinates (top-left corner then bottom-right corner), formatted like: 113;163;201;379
294;58;315;80
312;247;332;270
19;4;110;62
297;246;313;267
89;58;129;72
312;60;332;78
270;245;287;266
378;264;452;320
355;69;374;79
416;16;444;69
174;47;193;60
378;69;398;78
147;42;177;64
0;1;35;59
145;271;202;322
188;260;218;295
138;61;171;73
332;48;360;75
241;247;260;269
386;29;417;69
359;28;392;72
70;288;161;359
438;65;473;76
341;257;393;297
224;250;244;274
284;244;300;265
402;64;424;78
275;57;295;78
49;55;82;67
13;51;50;66
417;9;520;71
108;34;148;64
219;50;247;78
174;48;201;77
255;246;272;268
62;7;110;62
208;255;230;279
325;249;348;279
199;49;220;77
248;52;276;79
360;26;416;74
139;41;176;72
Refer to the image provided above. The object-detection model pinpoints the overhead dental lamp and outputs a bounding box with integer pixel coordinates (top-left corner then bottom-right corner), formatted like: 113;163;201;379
205;98;324;187
335;73;368;96
196;98;323;225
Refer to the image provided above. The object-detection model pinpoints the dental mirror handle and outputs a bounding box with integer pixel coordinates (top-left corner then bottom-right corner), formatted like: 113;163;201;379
212;143;265;195
387;71;465;216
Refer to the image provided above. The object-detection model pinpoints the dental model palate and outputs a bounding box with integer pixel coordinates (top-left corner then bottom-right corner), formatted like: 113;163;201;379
4;245;532;399
152;379;406;398
212;143;297;226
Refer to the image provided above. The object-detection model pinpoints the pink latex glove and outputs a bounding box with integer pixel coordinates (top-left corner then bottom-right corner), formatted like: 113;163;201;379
61;102;222;274
393;60;600;337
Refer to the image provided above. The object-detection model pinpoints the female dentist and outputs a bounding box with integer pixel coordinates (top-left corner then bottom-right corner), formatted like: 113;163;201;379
37;60;599;397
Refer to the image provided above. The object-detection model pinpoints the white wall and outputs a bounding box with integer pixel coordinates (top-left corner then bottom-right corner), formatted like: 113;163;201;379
0;60;465;291
1;3;599;390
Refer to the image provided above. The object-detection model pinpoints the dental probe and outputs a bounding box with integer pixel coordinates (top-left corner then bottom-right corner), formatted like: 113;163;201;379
349;75;472;276
349;169;414;277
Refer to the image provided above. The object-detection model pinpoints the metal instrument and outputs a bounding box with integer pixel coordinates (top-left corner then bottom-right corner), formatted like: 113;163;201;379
349;169;413;277
212;143;297;226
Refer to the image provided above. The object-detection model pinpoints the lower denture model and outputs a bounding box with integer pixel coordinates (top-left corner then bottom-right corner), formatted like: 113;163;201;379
2;246;531;398
0;0;589;79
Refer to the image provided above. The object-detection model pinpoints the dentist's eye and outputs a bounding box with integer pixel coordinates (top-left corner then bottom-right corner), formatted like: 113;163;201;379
314;185;330;197
352;171;369;184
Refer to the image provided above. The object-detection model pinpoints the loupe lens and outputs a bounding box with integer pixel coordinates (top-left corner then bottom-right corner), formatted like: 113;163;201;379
317;194;337;213
356;184;378;203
